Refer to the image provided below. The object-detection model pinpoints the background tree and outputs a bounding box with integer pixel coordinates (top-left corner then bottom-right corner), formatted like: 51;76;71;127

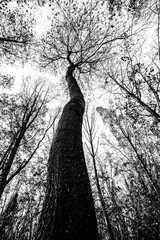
0;192;18;240
0;78;56;199
83;108;115;240
96;86;160;238
0;77;60;239
95;2;160;234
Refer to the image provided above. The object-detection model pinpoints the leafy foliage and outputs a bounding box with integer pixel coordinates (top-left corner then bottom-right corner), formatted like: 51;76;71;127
0;1;36;65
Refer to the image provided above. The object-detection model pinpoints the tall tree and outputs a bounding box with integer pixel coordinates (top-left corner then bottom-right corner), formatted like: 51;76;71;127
35;61;99;240
34;0;133;238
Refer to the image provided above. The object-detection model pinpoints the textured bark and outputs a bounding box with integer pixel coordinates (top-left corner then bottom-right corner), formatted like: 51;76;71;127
35;66;99;240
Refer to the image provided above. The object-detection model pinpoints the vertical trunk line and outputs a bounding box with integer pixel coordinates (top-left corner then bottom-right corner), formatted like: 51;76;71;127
35;67;99;240
66;70;85;107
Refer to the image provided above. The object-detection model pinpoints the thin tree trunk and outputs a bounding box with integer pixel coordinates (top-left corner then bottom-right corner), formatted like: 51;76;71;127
0;192;18;239
92;155;115;240
35;66;99;240
84;111;115;240
0;125;27;199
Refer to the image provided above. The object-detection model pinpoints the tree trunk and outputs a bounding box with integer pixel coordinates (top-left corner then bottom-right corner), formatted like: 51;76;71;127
35;66;99;240
92;153;115;240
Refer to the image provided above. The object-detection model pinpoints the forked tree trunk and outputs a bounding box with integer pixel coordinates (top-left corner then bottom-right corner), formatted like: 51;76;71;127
35;66;99;240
